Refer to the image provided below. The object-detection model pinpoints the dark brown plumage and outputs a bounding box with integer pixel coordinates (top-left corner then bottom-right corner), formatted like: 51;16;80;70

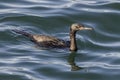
12;23;92;51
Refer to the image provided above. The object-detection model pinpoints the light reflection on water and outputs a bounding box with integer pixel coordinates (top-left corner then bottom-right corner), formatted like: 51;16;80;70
0;0;120;80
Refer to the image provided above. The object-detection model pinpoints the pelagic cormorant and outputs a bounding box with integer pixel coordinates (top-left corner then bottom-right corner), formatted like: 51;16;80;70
12;23;92;51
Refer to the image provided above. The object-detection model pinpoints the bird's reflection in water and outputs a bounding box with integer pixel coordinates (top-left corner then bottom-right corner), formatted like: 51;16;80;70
68;52;83;71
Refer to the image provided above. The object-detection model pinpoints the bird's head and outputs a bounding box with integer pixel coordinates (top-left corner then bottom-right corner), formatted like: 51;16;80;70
70;23;92;32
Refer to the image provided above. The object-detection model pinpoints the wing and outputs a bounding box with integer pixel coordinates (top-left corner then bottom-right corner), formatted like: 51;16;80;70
31;35;69;48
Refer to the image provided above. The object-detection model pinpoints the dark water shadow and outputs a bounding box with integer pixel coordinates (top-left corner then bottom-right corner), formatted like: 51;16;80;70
67;52;84;71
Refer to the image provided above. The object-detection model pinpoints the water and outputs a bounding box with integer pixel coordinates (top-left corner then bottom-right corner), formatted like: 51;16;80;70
0;0;120;80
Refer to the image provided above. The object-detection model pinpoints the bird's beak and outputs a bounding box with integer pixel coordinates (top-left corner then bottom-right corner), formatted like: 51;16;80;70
80;27;93;30
84;27;93;30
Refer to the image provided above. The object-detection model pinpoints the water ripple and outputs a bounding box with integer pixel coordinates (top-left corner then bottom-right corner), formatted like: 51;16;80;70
80;62;120;69
0;67;43;80
0;0;120;80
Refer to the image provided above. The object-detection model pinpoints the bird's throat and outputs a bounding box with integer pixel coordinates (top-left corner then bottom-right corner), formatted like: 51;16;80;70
70;30;77;51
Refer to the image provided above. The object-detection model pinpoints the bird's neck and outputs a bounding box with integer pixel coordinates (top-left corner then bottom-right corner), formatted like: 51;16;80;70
70;30;77;51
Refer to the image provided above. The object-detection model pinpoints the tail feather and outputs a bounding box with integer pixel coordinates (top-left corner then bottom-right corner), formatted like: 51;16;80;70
12;30;32;38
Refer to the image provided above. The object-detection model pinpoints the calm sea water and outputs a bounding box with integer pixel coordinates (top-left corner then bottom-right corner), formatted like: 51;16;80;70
0;0;120;80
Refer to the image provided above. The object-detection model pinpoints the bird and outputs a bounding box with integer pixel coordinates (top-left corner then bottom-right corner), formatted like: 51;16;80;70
12;23;92;51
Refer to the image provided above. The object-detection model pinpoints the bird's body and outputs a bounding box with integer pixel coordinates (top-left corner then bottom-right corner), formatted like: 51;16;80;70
12;30;70;48
12;23;92;51
31;34;70;48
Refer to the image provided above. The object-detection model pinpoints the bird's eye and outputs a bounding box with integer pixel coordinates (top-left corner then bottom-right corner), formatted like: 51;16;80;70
76;26;80;28
76;26;78;27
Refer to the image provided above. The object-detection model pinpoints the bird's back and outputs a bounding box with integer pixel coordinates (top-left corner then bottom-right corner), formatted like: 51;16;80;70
12;30;70;48
32;35;70;48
